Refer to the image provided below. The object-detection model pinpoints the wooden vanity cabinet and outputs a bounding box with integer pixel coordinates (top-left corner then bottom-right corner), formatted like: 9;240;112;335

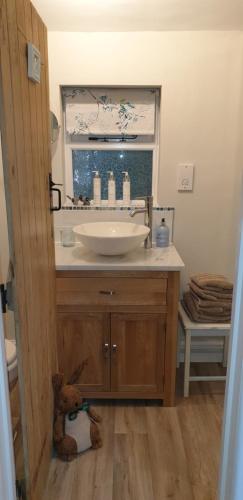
56;270;180;406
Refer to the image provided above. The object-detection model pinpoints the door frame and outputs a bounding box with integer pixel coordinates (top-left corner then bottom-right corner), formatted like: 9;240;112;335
0;305;16;500
219;179;243;500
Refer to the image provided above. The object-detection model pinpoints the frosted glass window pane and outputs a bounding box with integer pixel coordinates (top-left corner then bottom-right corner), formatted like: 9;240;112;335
72;150;152;200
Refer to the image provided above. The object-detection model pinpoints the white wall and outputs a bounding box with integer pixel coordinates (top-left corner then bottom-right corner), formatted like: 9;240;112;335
48;31;243;288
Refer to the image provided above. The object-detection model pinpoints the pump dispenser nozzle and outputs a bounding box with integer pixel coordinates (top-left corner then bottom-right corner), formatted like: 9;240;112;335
108;171;115;180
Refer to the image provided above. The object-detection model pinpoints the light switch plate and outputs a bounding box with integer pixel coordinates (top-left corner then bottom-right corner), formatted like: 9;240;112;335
177;164;194;191
27;43;41;83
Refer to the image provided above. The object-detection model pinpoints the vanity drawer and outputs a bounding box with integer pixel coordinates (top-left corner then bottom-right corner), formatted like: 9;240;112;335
56;276;168;307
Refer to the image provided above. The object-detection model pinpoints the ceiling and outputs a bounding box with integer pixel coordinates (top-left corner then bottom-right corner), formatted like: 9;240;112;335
32;0;243;31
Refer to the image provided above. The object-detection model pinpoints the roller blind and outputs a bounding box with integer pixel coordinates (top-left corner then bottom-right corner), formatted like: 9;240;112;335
63;87;156;136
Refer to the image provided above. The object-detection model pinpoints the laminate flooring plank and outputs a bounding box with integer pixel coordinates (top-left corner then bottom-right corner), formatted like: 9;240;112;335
129;433;154;500
113;434;133;500
114;400;148;435
113;432;154;500
45;460;76;500
146;407;195;500
70;450;96;500
177;395;223;500
92;404;115;500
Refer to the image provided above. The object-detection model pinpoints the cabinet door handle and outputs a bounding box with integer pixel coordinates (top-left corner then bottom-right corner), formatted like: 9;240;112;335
99;290;116;296
103;343;109;358
112;344;117;354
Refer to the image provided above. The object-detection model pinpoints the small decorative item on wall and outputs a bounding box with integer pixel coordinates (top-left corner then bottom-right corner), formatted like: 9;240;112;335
27;43;41;83
63;87;156;136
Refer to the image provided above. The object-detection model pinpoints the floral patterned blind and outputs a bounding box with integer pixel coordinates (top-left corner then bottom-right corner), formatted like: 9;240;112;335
63;87;156;136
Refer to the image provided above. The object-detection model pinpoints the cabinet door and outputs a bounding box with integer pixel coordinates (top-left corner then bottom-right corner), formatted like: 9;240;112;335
57;312;110;392
111;313;166;394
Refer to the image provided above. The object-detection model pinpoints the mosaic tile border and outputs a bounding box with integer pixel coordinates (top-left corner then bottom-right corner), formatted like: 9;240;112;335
61;206;175;211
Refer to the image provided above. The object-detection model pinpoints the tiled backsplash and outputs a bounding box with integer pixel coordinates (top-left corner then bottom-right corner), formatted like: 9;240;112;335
54;206;175;244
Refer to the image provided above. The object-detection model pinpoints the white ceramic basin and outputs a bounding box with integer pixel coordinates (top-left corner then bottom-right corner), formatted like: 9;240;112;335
73;221;150;256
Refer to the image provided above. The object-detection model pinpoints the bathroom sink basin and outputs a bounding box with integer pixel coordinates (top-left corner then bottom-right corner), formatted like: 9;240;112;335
73;221;150;256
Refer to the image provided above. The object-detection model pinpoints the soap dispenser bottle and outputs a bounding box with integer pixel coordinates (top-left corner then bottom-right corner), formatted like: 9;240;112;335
156;218;170;247
92;170;101;205
122;171;130;206
108;171;116;205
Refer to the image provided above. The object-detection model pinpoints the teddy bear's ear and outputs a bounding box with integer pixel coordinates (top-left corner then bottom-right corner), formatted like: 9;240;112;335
67;360;87;385
52;373;64;396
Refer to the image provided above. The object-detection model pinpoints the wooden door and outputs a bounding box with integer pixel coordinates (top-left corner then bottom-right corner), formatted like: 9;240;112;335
111;313;166;394
57;312;110;392
0;1;57;499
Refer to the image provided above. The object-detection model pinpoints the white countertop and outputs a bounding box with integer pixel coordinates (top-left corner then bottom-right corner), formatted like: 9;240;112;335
55;243;184;271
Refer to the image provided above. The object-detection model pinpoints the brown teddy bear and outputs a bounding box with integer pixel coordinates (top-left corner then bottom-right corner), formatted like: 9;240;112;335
52;365;102;461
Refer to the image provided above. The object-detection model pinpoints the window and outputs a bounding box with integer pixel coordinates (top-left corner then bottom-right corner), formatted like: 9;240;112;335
62;87;160;205
72;150;153;200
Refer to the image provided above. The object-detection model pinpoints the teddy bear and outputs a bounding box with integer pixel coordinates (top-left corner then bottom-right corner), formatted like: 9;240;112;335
52;364;102;461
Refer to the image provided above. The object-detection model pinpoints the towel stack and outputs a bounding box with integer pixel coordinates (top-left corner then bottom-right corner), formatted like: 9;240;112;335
182;273;233;323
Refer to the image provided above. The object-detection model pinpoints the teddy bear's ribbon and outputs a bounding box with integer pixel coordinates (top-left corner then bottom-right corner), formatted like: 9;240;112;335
68;402;90;421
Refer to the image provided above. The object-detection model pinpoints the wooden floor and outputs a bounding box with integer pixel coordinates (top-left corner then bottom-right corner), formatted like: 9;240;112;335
44;364;226;500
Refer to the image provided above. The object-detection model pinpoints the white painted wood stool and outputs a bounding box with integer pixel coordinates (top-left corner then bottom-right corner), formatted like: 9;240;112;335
178;302;231;397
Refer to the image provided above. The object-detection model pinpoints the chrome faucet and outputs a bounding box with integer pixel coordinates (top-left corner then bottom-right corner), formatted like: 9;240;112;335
129;196;153;249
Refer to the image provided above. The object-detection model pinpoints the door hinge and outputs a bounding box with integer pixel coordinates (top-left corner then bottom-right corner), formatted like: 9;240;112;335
0;283;8;314
0;281;14;314
16;479;27;499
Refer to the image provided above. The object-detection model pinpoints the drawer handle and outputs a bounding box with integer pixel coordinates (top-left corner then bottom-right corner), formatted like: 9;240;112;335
99;290;116;296
112;344;117;354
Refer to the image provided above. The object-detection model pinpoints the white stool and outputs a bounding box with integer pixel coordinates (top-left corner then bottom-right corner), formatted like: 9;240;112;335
178;302;231;397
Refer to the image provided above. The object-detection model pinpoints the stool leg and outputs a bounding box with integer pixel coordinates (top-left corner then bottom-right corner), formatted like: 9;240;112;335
184;330;191;397
223;336;229;368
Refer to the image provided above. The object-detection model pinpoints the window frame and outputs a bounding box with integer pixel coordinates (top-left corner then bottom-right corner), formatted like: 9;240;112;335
62;87;160;206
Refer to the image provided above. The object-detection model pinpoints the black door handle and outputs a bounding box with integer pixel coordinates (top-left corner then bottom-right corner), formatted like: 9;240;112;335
49;173;62;211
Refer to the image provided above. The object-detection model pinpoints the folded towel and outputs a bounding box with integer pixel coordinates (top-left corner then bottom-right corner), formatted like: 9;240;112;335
204;286;233;294
191;273;233;291
190;282;232;301
192;302;225;315
190;290;232;310
200;310;231;321
183;293;231;323
182;300;231;323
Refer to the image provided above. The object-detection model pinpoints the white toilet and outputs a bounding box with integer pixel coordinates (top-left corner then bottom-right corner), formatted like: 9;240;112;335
5;339;18;385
